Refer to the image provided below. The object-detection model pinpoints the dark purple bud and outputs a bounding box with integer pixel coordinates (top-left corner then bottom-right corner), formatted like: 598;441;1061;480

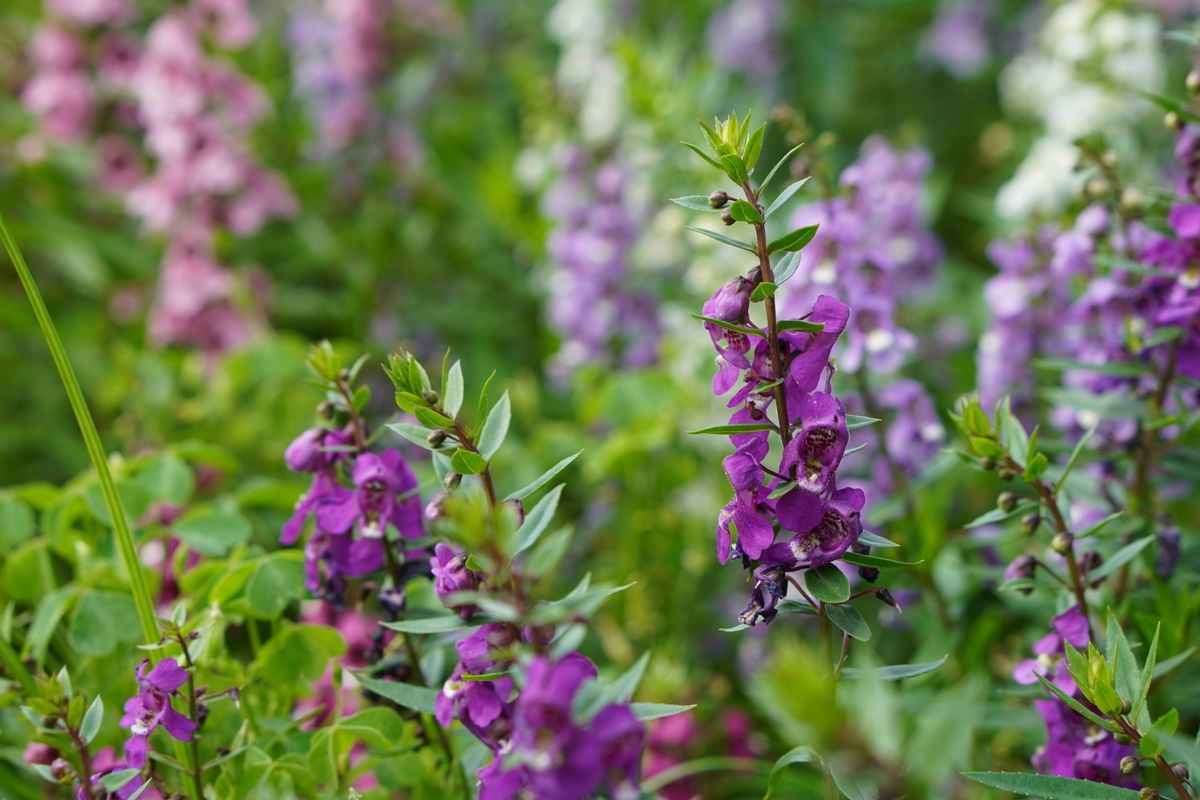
1079;550;1103;583
1173;763;1189;781
23;742;56;766
522;624;555;648
50;758;71;780
443;472;462;490
858;566;880;583
980;456;997;471
317;400;335;419
708;190;731;208
1020;512;1041;536
874;588;898;609
427;430;447;448
1003;555;1037;595
721;209;735;226
285;428;326;472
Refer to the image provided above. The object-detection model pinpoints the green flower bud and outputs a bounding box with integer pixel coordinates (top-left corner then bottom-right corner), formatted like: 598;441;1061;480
1051;532;1072;553
443;472;462;490
997;492;1019;513
1120;756;1140;775
421;389;440;404
980;456;998;471
998;467;1017;482
1187;69;1200;94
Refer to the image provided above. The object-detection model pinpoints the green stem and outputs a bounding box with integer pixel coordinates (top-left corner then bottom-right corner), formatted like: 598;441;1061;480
0;213;159;647
176;634;205;800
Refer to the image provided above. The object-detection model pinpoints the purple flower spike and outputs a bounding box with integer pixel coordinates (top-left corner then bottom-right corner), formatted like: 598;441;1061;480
781;392;849;493
119;658;196;772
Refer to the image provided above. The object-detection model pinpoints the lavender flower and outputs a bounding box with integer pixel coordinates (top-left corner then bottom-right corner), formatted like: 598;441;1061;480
544;148;661;380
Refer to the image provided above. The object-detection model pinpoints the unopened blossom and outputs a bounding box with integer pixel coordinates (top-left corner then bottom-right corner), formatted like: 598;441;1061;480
431;543;482;617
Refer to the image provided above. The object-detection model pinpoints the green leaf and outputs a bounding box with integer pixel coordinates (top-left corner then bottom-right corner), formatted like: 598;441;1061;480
1135;624;1160;722
68;591;141;657
99;769;143;792
1104;609;1140;707
750;281;777;301
1086;536;1154;582
574;652;650;722
962;772;1140;799
826;603;871;641
1075;511;1125;539
669;195;719;212
765;746;818;799
631;703;695;721
996;397;1029;467
767;224;819;254
450;448;488;475
80;695;103;744
246;552;306;619
759;142;805;192
720;153;750;184
382;615;478;634
806;564;850;603
414;406;455;430
840;552;923;569
442;361;464;418
777;319;825;333
1152;647;1194;679
685;225;758;254
1035;358;1150;378
681;141;723;171
846;415;881;431
688;423;776;435
856;531;899;549
513;484;564;556
764;178;812;219
1034;673;1117;733
691;313;765;337
773;251;802;284
524;524;574;577
476;390;511;460
0;494;35;550
355;675;439;715
1059;426;1096;488
964;504;1033;529
743;123;765;170
25;586;77;666
729;199;764;224
505;451;582;501
842;655;947;681
387;422;439;451
173;507;252;557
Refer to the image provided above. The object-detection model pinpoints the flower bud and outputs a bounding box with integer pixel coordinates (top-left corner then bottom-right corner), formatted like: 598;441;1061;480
1166;111;1183;132
1120;755;1140;775
1173;763;1189;780
721;209;735;226
50;758;71;780
23;742;56;766
443;472;462;490
421;389;440;404
997;492;1018;512
1079;550;1102;580
1003;555;1037;595
338;368;351;383
317;400;336;419
506;497;526;525
1051;532;1072;554
1187;69;1200;93
874;588;898;609
858;566;880;583
1086;177;1110;198
980;456;997;471
1020;512;1041;536
998;467;1017;481
427;430;447;448
424;490;449;522
1100;150;1118;169
1120;186;1145;217
708;190;731;208
1139;789;1160;800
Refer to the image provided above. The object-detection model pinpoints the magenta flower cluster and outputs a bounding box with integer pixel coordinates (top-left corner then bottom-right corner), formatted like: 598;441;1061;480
282;427;424;600
435;627;644;800
22;0;294;357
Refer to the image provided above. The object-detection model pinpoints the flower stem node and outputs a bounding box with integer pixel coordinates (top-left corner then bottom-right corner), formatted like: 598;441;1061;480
1120;756;1140;775
1021;512;1042;536
708;191;731;208
1050;532;1072;554
997;492;1018;512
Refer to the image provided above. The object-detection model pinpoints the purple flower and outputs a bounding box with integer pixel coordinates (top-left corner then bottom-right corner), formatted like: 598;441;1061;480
1034;698;1136;787
436;625;516;749
315;449;423;541
431;543;482;618
779;487;866;569
780;392;849;493
119;658;196;769
1012;606;1089;695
